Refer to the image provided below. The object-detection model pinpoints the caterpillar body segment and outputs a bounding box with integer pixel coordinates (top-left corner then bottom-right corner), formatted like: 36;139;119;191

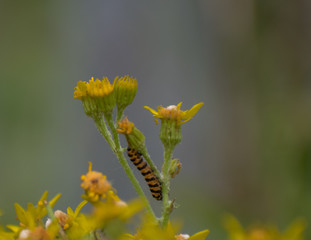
127;147;162;200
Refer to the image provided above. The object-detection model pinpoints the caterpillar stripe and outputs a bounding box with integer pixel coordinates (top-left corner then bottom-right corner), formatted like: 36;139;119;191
127;147;162;200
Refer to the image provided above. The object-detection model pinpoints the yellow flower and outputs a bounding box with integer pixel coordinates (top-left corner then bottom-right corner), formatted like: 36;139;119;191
117;117;135;135
52;200;87;231
115;76;138;115
223;214;306;240
13;192;61;230
81;162;112;202
144;102;204;126
145;102;203;148
117;117;146;152
73;77;116;100
73;77;117;117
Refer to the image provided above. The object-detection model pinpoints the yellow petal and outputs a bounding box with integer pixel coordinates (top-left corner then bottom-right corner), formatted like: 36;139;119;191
74;200;88;217
67;207;74;216
144;106;159;116
176;102;183;110
14;203;26;224
6;225;20;233
188;229;210;240
49;193;62;208
39;191;49;202
181;102;204;124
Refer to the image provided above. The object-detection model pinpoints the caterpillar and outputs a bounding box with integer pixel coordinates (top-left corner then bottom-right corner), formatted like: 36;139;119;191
127;147;162;200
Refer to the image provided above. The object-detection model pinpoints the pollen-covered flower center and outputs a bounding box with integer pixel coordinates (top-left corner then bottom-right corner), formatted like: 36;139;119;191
117;117;135;135
158;105;183;122
81;171;112;197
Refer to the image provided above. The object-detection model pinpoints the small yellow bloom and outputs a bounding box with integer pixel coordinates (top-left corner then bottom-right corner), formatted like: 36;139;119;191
117;117;146;152
115;76;138;109
81;162;112;202
53;200;87;231
144;102;204;126
73;77;116;100
74;77;117;117
117;117;135;135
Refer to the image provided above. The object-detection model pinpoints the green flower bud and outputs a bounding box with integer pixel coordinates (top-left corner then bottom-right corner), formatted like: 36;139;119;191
117;117;146;152
115;76;137;119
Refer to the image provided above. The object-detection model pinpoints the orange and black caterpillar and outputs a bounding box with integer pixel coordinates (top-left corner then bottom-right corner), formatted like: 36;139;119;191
127;147;162;200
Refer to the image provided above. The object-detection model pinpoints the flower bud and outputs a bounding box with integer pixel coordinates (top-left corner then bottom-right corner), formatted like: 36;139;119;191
115;76;137;115
117;117;146;153
74;77;116;119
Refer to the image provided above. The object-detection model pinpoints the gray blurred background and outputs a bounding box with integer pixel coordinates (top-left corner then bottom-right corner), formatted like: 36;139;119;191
0;1;311;239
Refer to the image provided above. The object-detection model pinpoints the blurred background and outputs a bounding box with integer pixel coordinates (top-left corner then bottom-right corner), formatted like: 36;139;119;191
0;1;310;239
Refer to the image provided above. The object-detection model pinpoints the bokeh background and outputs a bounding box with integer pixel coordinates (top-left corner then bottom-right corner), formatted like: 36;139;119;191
1;1;311;239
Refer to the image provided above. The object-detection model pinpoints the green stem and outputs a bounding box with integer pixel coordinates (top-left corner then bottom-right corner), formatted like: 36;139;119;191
116;107;124;123
140;148;161;180
101;114;157;221
160;145;174;227
94;117;116;153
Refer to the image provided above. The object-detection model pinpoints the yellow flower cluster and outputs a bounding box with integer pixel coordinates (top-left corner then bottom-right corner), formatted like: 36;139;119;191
73;76;137;118
80;162;112;202
73;77;116;100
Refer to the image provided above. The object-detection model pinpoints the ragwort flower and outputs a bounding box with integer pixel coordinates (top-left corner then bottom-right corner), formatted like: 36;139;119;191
73;77;116;118
52;200;87;230
115;76;138;120
81;162;112;202
144;102;204;126
144;102;203;147
117;117;146;152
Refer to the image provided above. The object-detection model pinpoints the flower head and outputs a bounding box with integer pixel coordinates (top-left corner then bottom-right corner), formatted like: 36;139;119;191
117;117;146;152
117;117;135;135
144;102;204;126
81;162;112;202
73;77;116;118
115;76;138;117
144;102;203;148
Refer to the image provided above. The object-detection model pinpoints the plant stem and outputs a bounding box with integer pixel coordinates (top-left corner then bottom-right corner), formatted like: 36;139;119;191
100;114;157;220
94;117;116;153
160;145;174;227
140;148;161;180
116;107;124;123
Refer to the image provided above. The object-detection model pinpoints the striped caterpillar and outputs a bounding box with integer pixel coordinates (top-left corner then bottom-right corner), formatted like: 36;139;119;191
127;147;162;200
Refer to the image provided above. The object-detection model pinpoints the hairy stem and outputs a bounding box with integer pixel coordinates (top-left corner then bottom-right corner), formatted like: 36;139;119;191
140;148;162;180
160;145;174;227
94;116;116;153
